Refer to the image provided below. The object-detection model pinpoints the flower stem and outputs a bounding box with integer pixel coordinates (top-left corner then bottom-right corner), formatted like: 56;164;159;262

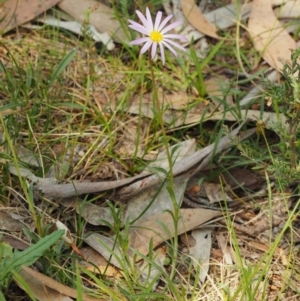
148;51;174;190
148;51;179;281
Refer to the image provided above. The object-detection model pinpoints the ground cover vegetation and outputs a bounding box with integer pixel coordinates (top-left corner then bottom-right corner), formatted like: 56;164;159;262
0;0;300;300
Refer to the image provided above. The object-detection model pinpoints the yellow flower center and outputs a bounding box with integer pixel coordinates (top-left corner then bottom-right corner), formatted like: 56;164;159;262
149;30;163;43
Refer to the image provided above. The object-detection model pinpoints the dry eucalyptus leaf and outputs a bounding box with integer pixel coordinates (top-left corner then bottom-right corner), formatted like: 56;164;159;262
127;209;221;258
248;0;297;72
58;0;126;42
220;168;262;191
205;109;286;131
165;0;294;44
84;234;165;287
115;119;147;158
127;91;209;127
0;236;29;250
0;212;24;232
79;247;122;277
15;145;41;167
119;122;252;199
84;233;124;269
124;173;188;222
144;139;196;175
37;171;150;198
236;40;300;107
205;76;234;111
85;209;221;268
9;165;57;186
17;269;72;301
164;1;251;42
180;0;219;39
79;203;117;226
204;2;251;32
216;234;233;265
189;228;212;282
17;266;101;301
123;140;195;222
0;0;61;34
37;15;115;50
274;0;300;18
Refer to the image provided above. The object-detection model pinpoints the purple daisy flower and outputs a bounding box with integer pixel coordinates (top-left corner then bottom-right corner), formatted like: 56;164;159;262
128;7;187;65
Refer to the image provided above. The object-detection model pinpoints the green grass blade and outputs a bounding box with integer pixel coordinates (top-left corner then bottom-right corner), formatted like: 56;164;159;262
48;47;78;87
0;289;6;301
0;230;64;282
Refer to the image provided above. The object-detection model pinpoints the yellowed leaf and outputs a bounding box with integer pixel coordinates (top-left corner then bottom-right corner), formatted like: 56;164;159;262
248;0;297;72
0;0;61;34
0;108;19;116
180;0;219;39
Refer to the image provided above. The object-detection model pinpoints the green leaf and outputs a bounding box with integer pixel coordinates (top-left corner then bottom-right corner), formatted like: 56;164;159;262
0;289;6;301
48;48;77;87
0;230;64;283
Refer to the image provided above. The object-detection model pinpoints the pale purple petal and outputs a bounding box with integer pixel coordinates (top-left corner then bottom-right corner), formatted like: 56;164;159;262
161;20;182;34
159;43;165;65
128;19;147;29
129;23;149;35
161;41;178;57
140;40;153;54
145;7;154;31
136;10;150;29
163;38;186;51
157;14;173;32
164;34;187;41
151;42;158;59
154;11;162;30
128;19;141;26
130;37;150;45
128;9;187;64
